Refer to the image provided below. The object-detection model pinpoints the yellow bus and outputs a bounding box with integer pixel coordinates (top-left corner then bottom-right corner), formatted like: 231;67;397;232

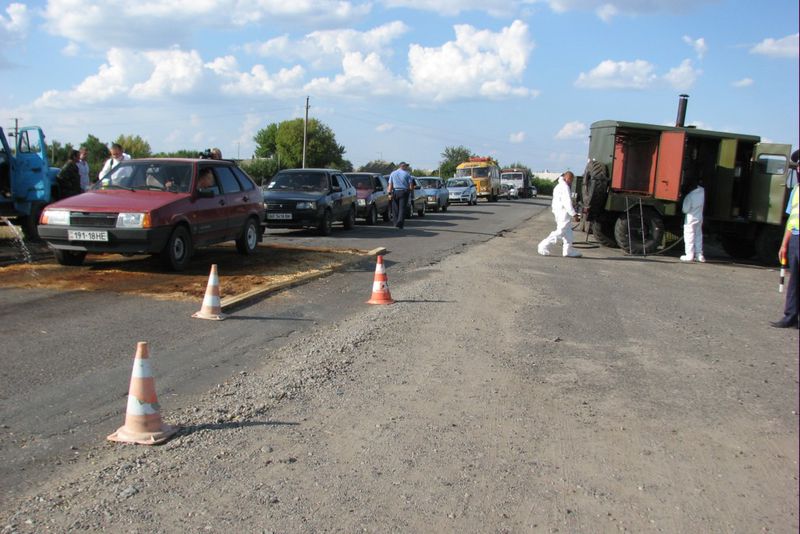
455;157;501;202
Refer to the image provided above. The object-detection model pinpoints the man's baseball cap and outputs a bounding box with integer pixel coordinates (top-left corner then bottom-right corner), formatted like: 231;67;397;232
399;161;409;166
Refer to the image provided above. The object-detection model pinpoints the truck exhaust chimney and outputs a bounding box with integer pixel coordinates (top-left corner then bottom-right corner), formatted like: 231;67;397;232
675;94;689;127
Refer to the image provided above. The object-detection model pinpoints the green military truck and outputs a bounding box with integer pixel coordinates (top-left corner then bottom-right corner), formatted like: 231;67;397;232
581;95;794;263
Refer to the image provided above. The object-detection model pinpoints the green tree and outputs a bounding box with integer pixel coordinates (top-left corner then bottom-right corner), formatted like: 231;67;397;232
339;159;354;172
358;160;395;174
239;158;280;185
113;134;151;158
253;123;278;159
81;134;109;183
504;161;530;172
46;140;75;168
439;145;472;179
254;118;346;169
152;149;203;158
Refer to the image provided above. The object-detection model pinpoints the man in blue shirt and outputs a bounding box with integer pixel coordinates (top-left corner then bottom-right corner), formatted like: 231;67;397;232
387;162;414;229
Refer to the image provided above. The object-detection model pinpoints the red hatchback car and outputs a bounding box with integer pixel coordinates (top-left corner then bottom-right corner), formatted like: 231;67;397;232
38;159;264;270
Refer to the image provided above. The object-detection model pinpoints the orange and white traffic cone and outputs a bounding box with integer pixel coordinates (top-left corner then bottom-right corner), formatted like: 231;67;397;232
193;264;226;320
107;342;177;445
366;255;395;305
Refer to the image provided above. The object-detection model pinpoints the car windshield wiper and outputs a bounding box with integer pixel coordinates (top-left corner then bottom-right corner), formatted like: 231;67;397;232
102;184;136;191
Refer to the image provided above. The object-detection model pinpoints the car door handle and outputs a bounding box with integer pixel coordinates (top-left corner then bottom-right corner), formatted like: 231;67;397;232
219;199;226;206
242;195;249;202
31;167;41;172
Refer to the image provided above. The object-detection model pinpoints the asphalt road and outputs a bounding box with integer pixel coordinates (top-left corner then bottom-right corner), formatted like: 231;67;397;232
0;197;548;499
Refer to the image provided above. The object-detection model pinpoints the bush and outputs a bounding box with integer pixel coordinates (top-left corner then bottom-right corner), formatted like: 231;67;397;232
531;177;555;196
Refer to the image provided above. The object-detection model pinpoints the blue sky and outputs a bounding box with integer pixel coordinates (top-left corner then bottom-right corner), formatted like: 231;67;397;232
1;0;797;173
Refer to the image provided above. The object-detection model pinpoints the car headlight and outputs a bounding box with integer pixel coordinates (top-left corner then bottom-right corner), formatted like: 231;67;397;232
116;212;150;228
296;201;316;210
41;209;70;225
357;199;366;206
427;196;435;202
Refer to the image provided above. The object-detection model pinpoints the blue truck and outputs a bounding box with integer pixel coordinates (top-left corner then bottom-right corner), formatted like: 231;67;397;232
0;126;60;241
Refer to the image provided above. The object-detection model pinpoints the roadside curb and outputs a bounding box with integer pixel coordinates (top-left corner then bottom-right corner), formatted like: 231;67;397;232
220;245;388;311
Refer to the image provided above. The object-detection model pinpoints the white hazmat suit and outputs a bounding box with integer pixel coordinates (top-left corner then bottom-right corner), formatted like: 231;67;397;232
681;185;705;262
538;175;581;257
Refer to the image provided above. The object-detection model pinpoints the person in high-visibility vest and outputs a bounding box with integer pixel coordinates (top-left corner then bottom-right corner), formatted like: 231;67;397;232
771;150;799;329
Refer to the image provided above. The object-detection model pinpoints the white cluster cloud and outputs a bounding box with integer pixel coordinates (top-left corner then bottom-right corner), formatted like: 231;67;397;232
407;20;535;101
576;57;700;90
35;48;212;107
509;131;525;143
732;77;754;88
0;2;29;39
41;0;372;51
548;0;715;20
216;60;306;98
376;123;395;133
682;35;707;59
247;21;409;66
575;59;656;89
305;51;408;97
750;33;799;58
381;0;521;16
663;59;701;90
555;121;587;140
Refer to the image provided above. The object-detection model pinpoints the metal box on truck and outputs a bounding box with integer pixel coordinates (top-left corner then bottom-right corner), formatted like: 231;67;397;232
582;95;793;263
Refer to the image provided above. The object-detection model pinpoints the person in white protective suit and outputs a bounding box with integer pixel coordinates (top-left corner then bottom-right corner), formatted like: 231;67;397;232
680;179;706;262
538;171;582;258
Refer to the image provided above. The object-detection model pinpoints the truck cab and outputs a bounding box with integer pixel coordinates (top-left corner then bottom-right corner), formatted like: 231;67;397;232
0;126;60;241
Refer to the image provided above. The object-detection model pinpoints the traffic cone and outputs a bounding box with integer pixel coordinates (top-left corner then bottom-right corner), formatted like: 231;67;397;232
193;264;226;320
366;255;395;305
107;342;177;445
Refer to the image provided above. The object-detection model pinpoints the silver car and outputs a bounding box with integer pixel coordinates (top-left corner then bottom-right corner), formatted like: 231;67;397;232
446;178;477;205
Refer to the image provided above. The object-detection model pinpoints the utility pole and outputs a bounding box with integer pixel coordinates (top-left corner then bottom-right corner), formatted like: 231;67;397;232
302;96;309;169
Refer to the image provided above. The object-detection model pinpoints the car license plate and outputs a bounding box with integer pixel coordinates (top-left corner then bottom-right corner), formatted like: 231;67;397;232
68;230;108;242
268;213;292;220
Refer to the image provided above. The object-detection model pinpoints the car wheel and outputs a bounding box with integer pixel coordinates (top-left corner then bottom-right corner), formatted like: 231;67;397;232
441;202;448;212
433;204;440;212
417;205;425;217
343;206;356;230
161;225;192;271
54;249;86;266
365;205;377;225
318;209;333;236
382;206;390;222
236;217;259;255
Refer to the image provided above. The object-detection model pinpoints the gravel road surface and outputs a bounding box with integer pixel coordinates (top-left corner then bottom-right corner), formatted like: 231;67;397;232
1;208;797;533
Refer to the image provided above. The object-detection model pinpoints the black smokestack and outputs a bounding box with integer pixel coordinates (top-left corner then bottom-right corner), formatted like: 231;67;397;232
675;94;689;128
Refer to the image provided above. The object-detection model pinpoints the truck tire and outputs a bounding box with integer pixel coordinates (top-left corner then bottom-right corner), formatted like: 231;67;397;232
54;249;86;266
20;202;46;242
591;217;618;248
614;209;664;254
754;226;783;265
720;236;756;260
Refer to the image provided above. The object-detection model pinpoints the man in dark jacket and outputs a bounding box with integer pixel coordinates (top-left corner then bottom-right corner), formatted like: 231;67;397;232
57;149;82;199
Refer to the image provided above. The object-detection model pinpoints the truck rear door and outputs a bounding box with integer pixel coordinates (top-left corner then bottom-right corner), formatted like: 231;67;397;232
654;131;685;201
749;143;792;224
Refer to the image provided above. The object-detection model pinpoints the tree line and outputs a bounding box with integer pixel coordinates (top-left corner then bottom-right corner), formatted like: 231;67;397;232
42;118;544;189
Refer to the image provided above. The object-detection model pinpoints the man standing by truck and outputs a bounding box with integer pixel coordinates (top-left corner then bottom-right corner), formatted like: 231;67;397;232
680;178;706;263
538;171;582;258
771;151;799;329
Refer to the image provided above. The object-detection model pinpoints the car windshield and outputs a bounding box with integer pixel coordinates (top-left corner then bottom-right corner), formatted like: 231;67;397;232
93;161;193;193
267;172;328;191
348;175;374;190
416;179;437;188
447;179;472;187
501;173;523;180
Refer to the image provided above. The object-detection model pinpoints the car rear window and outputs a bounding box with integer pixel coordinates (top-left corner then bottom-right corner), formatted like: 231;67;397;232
215;166;241;194
232;167;256;191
